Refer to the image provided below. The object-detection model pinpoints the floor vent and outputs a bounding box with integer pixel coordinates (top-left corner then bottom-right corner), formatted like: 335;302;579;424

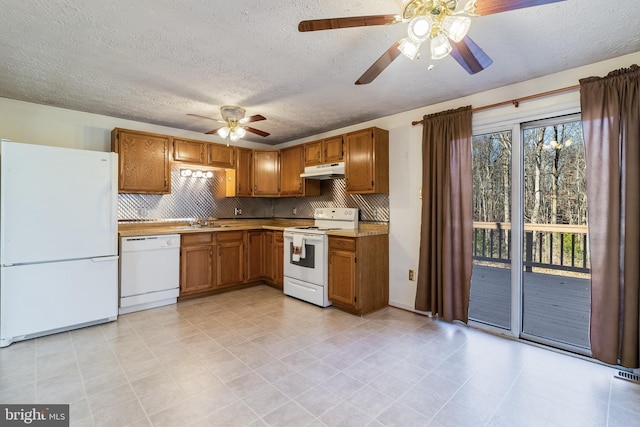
614;370;640;383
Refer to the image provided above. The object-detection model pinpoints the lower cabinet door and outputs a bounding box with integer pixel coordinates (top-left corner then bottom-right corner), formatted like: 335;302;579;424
328;249;357;307
218;241;244;287
180;244;214;296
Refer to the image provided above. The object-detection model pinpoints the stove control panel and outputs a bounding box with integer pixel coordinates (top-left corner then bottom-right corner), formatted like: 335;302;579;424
314;207;358;221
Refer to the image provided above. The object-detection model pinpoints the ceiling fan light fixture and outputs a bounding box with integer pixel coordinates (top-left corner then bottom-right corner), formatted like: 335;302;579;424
217;126;231;139
235;127;247;139
399;38;421;60
220;105;246;122
430;33;452;60
441;15;471;42
229;127;246;143
407;16;432;42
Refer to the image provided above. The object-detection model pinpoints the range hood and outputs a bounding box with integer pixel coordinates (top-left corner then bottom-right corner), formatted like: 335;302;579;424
300;162;345;180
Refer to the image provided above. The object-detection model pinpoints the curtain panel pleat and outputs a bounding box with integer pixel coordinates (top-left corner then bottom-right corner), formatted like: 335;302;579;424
580;64;640;368
415;106;473;323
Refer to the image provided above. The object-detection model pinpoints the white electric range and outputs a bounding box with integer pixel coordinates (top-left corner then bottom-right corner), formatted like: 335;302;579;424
283;207;359;307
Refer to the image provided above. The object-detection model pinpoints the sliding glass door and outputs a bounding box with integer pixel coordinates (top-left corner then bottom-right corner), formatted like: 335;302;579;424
521;116;591;351
470;114;591;354
469;131;512;330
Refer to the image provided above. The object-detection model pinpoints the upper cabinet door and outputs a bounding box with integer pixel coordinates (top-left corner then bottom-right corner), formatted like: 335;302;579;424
207;144;235;168
304;140;323;166
281;145;321;197
253;150;280;196
345;127;389;194
280;145;304;196
323;135;344;163
235;147;253;196
173;138;205;164
112;128;171;194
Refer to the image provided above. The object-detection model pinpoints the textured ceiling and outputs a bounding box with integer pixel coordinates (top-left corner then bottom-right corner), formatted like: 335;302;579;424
1;1;639;145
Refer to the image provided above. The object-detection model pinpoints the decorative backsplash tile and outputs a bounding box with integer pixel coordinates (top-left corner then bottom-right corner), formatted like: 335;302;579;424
118;167;389;222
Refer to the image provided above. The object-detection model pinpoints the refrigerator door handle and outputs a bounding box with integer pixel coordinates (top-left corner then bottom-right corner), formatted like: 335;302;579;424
91;256;119;262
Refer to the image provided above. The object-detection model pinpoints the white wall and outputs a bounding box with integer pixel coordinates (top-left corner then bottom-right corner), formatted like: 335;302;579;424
0;98;273;152
2;51;639;311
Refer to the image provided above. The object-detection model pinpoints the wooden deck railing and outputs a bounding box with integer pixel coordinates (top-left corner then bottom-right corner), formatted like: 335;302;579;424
473;222;590;273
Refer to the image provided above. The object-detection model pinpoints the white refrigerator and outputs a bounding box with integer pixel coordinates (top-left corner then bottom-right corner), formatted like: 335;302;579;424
0;140;119;347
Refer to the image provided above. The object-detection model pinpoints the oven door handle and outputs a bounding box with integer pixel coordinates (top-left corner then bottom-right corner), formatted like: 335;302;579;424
283;233;325;242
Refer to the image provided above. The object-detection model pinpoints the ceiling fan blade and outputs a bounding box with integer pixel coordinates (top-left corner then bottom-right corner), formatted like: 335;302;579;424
355;39;403;85
204;127;225;135
188;113;225;123
450;36;493;75
298;14;400;32
473;0;566;16
240;114;266;124
244;127;270;137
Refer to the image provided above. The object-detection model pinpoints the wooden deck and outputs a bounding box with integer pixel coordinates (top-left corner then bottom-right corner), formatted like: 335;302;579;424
469;264;591;349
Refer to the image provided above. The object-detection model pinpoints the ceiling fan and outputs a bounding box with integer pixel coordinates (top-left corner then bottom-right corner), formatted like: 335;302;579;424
298;0;566;84
188;105;270;142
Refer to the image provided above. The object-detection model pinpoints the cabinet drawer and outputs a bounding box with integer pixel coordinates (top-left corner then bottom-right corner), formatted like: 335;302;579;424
329;237;356;251
181;233;213;245
217;230;244;242
274;232;284;243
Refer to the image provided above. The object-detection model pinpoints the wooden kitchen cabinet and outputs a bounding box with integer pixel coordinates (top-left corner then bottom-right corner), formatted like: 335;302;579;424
247;230;264;281
217;231;245;287
253;150;280;196
180;233;216;296
179;228;284;298
261;230;283;289
273;232;284;287
280;145;320;197
344;127;389;194
235;147;254;196
111;128;171;194
328;234;389;315
304;135;344;166
263;231;274;282
173;138;205;164
207;143;235;168
172;137;235;169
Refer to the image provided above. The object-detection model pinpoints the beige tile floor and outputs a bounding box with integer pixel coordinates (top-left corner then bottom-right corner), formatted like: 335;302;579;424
1;285;639;427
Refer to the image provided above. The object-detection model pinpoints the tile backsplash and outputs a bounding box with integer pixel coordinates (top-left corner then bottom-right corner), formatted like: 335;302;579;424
118;167;389;222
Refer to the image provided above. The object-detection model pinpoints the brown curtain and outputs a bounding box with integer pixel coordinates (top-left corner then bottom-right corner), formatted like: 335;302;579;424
580;65;640;368
415;106;473;323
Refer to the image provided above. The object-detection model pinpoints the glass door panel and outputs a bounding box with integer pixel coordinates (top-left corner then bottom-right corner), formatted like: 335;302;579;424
521;117;591;351
469;131;512;329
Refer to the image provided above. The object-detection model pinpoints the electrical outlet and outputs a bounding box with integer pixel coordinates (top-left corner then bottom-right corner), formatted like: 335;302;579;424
234;207;242;216
292;207;297;215
409;270;415;281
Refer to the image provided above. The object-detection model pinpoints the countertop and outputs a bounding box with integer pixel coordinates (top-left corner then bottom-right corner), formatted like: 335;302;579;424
118;219;388;237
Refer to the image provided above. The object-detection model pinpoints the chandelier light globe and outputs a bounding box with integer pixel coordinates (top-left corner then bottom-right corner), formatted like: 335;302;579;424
430;33;452;60
441;15;471;43
235;127;247;139
217;126;231;139
408;16;432;42
399;38;421;60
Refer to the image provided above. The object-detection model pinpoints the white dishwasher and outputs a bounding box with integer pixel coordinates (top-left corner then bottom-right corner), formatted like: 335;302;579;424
119;234;180;314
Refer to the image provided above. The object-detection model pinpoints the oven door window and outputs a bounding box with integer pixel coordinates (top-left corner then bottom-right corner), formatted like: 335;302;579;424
289;243;315;268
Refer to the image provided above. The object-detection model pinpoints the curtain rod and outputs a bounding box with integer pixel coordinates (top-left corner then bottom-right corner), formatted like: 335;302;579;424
411;84;581;126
